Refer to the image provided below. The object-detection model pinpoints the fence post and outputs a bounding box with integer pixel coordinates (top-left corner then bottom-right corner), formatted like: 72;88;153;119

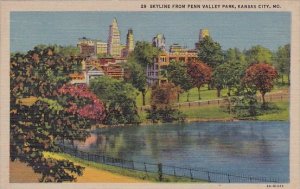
207;171;211;182
190;169;193;180
173;167;176;177
131;160;134;170
144;162;147;173
158;163;163;182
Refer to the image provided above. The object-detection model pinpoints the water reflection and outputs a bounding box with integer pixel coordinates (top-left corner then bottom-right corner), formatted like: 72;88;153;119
73;121;289;181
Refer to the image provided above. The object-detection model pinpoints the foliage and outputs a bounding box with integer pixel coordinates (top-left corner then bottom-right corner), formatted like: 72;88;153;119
133;41;160;68
146;82;185;123
212;60;246;97
243;63;278;105
197;36;224;69
10;46;105;182
166;60;193;101
224;48;247;65
58;84;106;121
273;44;290;84
187;60;212;100
150;82;180;107
123;58;148;105
244;45;273;65
146;106;186;123
89;76;140;125
225;86;259;118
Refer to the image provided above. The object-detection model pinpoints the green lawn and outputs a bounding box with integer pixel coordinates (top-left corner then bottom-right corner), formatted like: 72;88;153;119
138;100;289;122
180;104;233;120
136;85;289;107
256;100;289;121
136;86;227;107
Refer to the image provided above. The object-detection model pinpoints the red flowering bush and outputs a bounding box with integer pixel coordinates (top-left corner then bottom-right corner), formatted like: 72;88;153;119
58;84;106;121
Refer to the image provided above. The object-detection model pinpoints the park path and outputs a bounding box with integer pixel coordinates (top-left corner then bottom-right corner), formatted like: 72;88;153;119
10;160;147;183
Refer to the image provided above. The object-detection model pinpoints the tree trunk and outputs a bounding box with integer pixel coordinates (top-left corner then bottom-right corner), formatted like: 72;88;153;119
217;88;221;98
186;92;190;102
197;87;201;100
142;91;146;106
262;93;266;107
227;88;231;97
281;74;284;85
177;93;180;102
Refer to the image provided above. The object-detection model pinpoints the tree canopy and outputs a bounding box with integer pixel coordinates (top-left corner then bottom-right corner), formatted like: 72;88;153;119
273;44;290;84
89;76;140;125
132;41;160;68
243;63;278;105
166;60;193;101
244;45;273;65
123;57;148;105
197;36;224;69
10;46;105;182
187;60;212;100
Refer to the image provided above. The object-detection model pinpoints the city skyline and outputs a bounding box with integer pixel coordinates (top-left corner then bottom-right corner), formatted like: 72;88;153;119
11;12;290;52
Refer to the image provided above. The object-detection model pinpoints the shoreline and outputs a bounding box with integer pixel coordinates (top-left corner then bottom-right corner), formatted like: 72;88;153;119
90;117;288;130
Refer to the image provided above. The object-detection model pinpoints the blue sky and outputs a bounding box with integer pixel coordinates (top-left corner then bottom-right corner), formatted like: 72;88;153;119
11;12;290;52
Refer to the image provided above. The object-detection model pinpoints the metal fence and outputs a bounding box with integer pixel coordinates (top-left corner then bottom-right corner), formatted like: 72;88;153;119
60;144;281;183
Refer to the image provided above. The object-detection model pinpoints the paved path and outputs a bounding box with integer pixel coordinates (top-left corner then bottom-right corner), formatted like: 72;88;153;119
10;160;147;183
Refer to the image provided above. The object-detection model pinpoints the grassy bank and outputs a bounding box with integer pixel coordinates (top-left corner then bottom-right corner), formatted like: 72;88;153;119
138;100;289;123
256;100;289;121
136;86;289;107
180;104;233;120
44;152;205;183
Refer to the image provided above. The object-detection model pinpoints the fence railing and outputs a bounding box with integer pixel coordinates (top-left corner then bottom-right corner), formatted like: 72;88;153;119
60;144;281;183
138;93;289;110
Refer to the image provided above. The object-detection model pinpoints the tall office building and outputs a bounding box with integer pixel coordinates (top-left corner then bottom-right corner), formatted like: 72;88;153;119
199;29;210;41
107;18;121;57
195;28;210;49
126;29;134;52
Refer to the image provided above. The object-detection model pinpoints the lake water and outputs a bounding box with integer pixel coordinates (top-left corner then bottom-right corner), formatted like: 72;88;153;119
74;121;289;182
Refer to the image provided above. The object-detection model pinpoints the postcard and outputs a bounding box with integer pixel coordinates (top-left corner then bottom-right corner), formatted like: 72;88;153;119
0;0;299;189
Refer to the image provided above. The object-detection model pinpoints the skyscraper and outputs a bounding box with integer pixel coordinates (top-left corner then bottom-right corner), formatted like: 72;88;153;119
126;29;134;53
195;28;210;49
107;18;121;57
198;29;210;41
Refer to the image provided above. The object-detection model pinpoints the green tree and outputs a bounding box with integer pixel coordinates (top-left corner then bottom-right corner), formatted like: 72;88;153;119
166;60;193;102
274;44;290;84
89;76;140;125
133;41;160;68
244;45;273;65
224;48;246;65
10;46;105;182
213;48;247;97
197;36;224;69
123;57;148;106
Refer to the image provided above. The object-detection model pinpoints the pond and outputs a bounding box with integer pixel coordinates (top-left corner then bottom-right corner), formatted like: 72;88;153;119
73;121;289;182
